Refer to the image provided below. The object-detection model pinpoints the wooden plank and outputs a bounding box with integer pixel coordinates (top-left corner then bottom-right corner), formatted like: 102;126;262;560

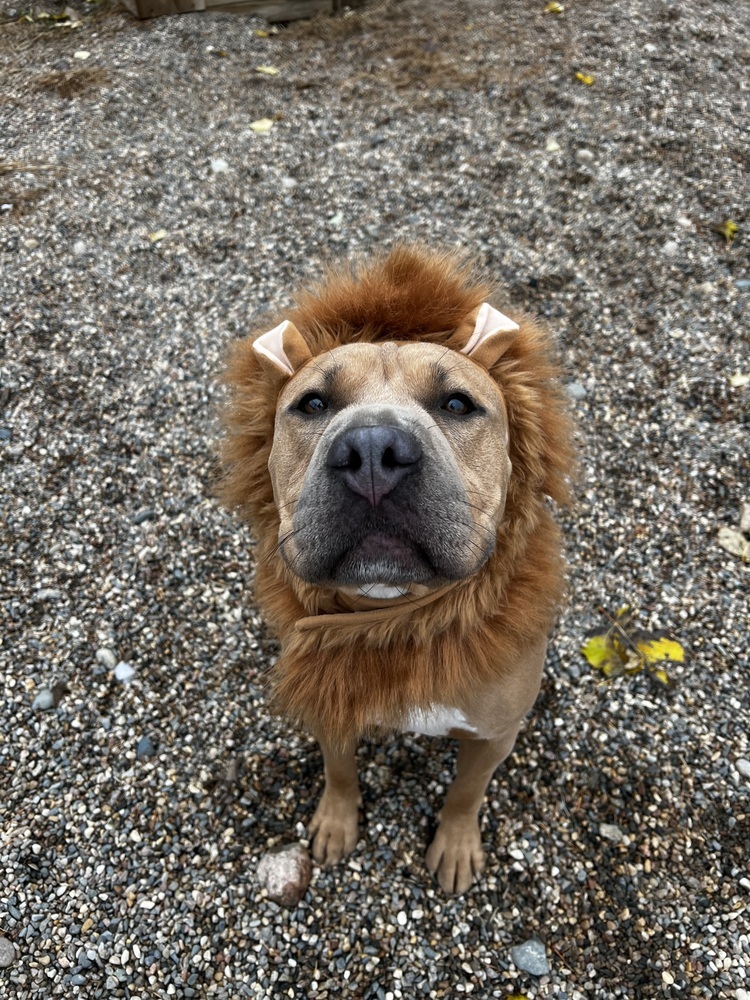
121;0;332;19
209;0;331;18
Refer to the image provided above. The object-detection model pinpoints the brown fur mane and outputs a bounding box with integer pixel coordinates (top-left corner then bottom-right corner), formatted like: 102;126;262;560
219;245;574;745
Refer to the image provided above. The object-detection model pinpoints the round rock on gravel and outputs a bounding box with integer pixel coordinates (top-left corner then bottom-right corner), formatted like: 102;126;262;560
0;936;16;968
257;843;312;906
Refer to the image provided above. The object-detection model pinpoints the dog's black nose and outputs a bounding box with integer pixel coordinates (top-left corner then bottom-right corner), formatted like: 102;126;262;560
326;425;422;506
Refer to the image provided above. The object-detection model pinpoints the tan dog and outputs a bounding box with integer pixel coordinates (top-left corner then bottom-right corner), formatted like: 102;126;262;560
220;246;573;894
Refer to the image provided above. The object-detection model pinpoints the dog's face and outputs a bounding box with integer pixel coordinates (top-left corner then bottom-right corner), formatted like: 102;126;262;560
254;305;519;590
270;341;511;588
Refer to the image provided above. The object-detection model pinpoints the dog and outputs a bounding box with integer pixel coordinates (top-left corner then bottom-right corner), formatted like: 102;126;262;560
220;246;573;894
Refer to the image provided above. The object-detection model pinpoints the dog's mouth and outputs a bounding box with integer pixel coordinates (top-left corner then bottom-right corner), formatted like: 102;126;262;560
331;531;433;586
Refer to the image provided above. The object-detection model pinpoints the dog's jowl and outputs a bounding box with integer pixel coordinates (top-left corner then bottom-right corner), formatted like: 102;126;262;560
220;246;574;895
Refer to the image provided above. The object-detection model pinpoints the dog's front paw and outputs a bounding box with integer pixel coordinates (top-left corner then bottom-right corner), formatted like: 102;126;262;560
426;818;484;895
308;793;360;866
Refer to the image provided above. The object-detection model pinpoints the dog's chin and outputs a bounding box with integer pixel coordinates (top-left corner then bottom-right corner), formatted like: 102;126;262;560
332;533;435;587
288;532;436;588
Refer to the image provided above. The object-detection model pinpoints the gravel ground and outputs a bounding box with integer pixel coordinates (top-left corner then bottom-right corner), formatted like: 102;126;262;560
1;0;749;997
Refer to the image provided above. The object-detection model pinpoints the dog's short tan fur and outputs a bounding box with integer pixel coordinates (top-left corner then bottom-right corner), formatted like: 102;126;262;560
220;246;574;894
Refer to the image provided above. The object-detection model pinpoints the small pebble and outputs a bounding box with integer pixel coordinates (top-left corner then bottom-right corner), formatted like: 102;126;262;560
694;281;715;296
0;428;11;441
257;844;311;906
132;507;155;524
546;137;561;152
566;382;587;399
95;648;117;669
511;938;549;976
32;689;55;711
210;158;229;173
35;588;62;602
575;148;594;164
599;823;625;843
136;736;155;759
735;758;750;780
73;241;87;256
396;911;407;926
114;662;136;683
663;240;679;256
735;279;750;291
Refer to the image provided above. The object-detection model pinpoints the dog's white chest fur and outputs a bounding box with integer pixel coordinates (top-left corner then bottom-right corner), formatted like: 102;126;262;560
403;705;478;737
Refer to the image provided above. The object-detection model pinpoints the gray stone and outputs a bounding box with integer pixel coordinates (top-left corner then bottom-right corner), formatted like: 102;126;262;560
95;648;117;669
136;736;155;759
566;382;587;399
35;588;62;602
114;662;135;683
575;148;594;164
71;973;87;985
511;938;549;976
735;758;750;780
0;428;11;441
600;822;625;843
0;937;16;968
735;279;750;291
132;508;155;525
33;689;55;711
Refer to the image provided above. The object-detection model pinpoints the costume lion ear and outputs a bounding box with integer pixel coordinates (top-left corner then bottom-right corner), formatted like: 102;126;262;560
252;320;312;377
457;302;519;368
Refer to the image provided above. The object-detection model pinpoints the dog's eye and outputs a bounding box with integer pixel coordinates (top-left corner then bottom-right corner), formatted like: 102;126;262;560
442;393;476;416
297;393;328;415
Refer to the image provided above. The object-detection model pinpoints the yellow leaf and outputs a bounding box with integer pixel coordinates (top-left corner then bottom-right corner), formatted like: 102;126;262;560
255;65;279;75
575;72;595;85
715;220;738;243
729;372;750;388
652;668;670;686
634;635;685;666
254;28;268;37
250;118;275;133
581;632;626;676
147;230;168;243
545;1;564;11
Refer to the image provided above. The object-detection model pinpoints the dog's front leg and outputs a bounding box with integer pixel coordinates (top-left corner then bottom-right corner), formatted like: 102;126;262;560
308;732;361;866
426;728;520;895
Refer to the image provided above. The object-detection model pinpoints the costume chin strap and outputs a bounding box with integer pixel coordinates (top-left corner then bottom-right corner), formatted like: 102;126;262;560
295;582;460;632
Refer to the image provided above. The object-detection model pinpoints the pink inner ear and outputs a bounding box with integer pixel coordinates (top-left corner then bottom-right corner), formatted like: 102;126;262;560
252;321;295;375
461;303;519;356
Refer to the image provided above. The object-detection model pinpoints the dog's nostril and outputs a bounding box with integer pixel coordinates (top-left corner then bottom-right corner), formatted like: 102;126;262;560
382;447;397;469
347;448;362;472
